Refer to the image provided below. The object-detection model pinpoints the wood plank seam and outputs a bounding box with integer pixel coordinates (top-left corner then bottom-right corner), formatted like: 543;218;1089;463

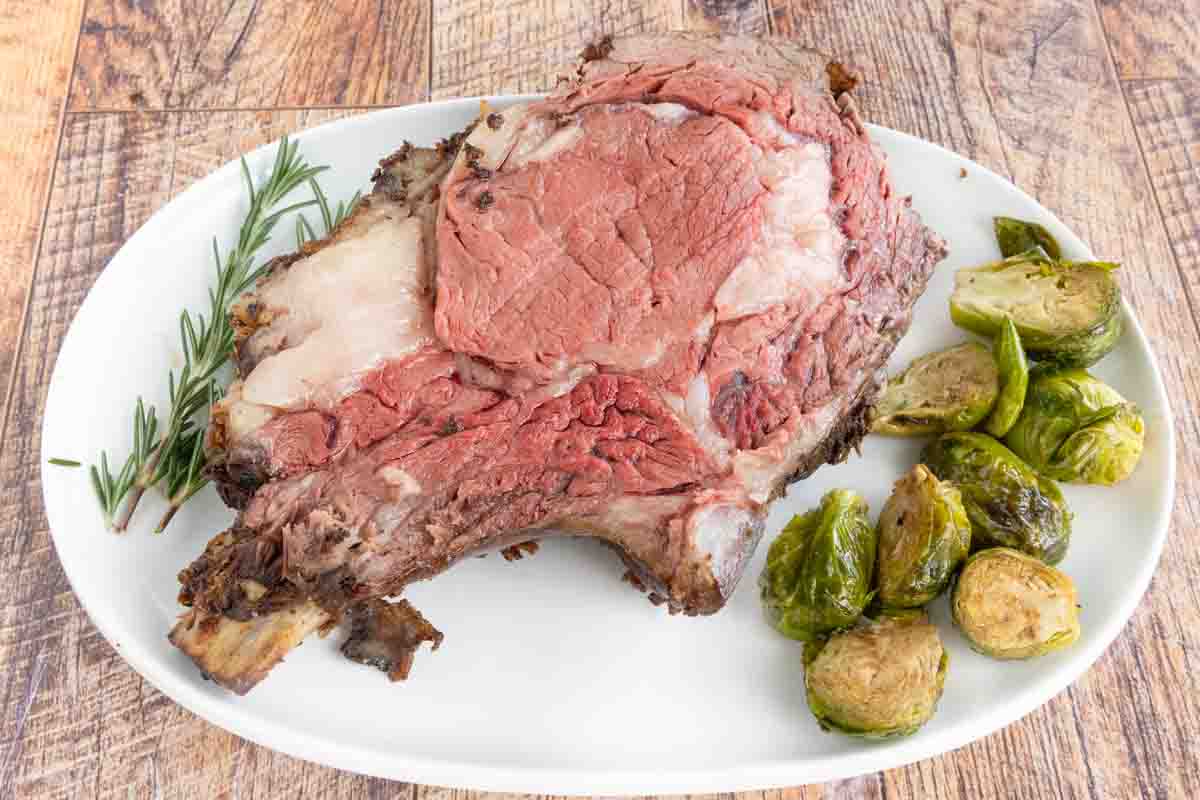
1091;0;1200;333
0;0;88;456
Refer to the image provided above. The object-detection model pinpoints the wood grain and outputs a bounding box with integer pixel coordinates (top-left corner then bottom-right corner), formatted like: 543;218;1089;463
70;0;431;110
1120;77;1200;387
431;0;683;99
0;0;84;449
1098;0;1199;79
1;1;1199;797
429;0;773;100
684;0;771;34
1101;0;1200;400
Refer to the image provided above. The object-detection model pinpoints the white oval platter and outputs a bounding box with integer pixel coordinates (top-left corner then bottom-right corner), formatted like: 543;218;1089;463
41;96;1174;794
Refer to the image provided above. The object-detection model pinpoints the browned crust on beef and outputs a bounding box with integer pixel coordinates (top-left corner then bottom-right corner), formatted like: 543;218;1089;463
170;527;331;694
339;598;443;681
371;136;463;201
580;35;614;63
500;540;541;561
208;455;262;510
176;526;293;617
779;381;878;496
825;61;860;97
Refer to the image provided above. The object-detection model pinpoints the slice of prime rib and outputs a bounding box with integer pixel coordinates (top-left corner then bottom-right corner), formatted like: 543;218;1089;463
171;33;947;694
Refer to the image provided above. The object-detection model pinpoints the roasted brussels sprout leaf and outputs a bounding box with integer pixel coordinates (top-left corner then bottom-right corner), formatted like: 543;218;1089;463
805;613;949;738
876;465;972;609
1005;368;1145;485
951;547;1080;659
950;251;1122;368
759;489;876;641
994;216;1062;260
871;342;999;436
983;317;1029;437
922;432;1072;564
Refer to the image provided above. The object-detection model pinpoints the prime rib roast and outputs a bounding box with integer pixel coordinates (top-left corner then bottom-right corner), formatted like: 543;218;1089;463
170;33;947;693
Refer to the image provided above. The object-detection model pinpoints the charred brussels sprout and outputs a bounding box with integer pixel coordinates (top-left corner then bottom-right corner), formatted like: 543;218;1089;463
950;251;1122;368
871;342;999;436
983;317;1029;438
804;613;948;738
759;490;876;641
1005;368;1145;485
876;465;972;609
951;548;1080;659
994;216;1062;260
922;432;1072;564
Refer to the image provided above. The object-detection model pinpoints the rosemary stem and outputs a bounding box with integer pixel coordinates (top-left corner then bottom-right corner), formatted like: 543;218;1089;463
156;504;181;534
112;447;162;532
112;486;144;533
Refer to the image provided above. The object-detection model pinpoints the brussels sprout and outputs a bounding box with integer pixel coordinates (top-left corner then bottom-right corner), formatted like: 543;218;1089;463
759;490;876;641
922;432;1072;564
983;317;1029;437
994;216;1062;260
871;343;999;436
876;465;972;608
1004;368;1145;485
950;251;1122;368
804;613;948;738
951;547;1080;659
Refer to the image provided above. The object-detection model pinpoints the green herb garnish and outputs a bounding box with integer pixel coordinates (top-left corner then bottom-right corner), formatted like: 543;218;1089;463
48;457;82;467
90;136;349;532
296;179;361;247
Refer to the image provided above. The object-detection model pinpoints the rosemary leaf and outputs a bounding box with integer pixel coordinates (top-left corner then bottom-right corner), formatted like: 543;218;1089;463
48;457;82;467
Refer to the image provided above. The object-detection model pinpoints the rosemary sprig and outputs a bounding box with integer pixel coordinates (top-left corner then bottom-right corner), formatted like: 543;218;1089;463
92;136;328;532
156;421;209;533
90;397;158;528
295;214;318;248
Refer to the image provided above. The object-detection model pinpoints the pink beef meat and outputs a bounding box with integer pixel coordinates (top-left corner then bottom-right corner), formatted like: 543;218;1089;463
175;33;946;693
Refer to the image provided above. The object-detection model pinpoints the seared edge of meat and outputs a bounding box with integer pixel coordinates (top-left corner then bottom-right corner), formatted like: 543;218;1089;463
340;598;444;681
168;526;330;694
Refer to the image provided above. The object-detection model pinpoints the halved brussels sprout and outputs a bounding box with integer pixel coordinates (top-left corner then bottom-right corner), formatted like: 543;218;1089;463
804;613;948;738
871;342;999;436
922;432;1072;564
876;465;972;609
1005;368;1145;485
983;317;1029;437
950;251;1122;368
951;547;1080;659
994;216;1062;260
759;490;876;641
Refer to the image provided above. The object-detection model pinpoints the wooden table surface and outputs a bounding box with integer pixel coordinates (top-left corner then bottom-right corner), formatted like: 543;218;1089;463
1;1;1197;797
